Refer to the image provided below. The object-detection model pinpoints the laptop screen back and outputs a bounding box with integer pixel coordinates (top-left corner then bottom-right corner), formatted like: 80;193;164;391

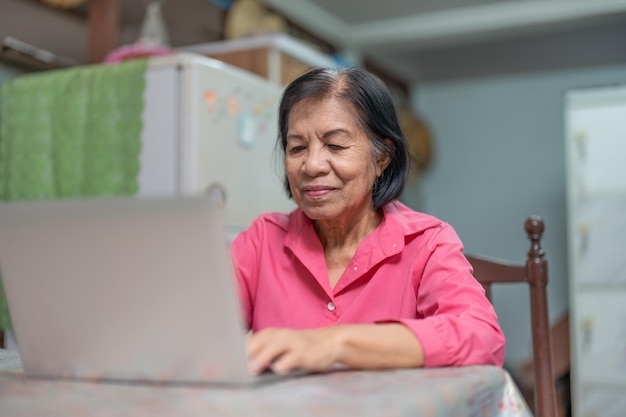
0;196;253;384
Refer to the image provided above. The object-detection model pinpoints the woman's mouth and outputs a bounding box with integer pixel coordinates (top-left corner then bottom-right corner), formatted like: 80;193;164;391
302;186;334;197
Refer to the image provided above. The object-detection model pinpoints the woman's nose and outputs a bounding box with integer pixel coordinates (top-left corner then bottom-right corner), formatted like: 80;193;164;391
302;147;329;176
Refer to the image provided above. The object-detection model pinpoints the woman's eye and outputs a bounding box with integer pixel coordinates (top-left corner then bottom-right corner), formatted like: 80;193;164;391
289;145;305;154
328;144;344;151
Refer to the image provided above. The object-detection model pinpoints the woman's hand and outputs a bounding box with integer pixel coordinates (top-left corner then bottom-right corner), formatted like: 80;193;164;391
246;327;341;375
246;323;424;375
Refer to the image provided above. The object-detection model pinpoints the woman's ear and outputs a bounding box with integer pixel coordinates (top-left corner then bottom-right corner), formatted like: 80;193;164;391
376;139;394;176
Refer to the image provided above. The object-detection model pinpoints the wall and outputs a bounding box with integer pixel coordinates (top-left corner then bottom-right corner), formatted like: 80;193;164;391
0;63;24;84
0;62;26;117
0;0;87;63
404;63;626;366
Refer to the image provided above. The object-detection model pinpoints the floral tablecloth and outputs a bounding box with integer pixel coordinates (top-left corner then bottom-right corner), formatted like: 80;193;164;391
0;349;530;417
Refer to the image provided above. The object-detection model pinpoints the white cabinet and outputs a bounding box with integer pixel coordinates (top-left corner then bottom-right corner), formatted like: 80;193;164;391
137;54;295;233
565;86;626;417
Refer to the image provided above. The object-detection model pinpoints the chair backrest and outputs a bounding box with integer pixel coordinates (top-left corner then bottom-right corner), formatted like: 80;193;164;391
466;216;557;417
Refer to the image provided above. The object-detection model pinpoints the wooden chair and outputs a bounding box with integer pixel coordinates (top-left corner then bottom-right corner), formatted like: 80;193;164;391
466;216;557;417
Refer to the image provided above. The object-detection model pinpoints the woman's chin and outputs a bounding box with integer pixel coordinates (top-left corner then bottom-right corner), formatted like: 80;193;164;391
300;204;338;221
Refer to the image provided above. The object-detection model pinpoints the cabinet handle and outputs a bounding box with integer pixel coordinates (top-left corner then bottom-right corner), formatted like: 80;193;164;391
578;223;590;254
581;318;593;353
575;130;588;159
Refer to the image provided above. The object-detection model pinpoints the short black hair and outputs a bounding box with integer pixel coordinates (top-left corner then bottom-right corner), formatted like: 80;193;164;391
277;67;409;209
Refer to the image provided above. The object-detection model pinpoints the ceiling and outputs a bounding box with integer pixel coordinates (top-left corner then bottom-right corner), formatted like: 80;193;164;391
259;0;626;82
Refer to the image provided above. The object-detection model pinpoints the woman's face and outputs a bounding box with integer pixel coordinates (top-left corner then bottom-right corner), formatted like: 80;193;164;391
285;97;389;223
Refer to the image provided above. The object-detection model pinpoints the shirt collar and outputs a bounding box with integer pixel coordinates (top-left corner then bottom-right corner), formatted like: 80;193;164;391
279;200;442;255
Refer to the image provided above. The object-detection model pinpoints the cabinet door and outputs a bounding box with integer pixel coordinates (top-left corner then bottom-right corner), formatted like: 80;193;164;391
575;198;626;286
574;292;626;386
578;388;626;417
577;388;626;417
568;101;626;197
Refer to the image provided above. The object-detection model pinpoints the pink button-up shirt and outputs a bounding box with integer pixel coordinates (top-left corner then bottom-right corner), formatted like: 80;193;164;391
230;200;505;367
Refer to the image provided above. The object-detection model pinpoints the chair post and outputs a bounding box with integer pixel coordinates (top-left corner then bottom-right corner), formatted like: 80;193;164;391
525;216;558;417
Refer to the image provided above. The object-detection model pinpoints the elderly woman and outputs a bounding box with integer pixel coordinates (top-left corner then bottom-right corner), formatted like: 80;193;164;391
230;67;505;375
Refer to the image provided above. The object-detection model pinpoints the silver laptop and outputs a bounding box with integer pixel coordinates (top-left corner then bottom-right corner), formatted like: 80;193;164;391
0;196;281;386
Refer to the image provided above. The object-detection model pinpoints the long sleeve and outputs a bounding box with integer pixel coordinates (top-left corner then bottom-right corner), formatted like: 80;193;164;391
385;223;505;367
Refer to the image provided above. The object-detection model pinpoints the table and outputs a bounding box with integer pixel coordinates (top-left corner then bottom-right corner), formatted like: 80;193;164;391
0;349;531;417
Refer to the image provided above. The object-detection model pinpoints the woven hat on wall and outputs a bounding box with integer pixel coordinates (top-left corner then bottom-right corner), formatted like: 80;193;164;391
398;106;433;176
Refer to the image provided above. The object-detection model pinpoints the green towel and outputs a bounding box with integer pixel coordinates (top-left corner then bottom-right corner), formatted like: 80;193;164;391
0;59;148;330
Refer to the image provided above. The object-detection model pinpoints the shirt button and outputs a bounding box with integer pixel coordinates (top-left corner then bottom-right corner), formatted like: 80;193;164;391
327;301;336;312
392;243;397;248
353;266;358;271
